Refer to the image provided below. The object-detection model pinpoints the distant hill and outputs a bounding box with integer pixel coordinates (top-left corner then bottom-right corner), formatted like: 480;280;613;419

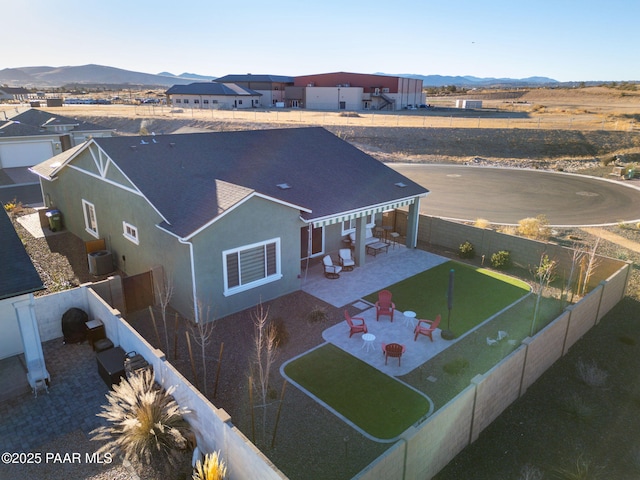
0;63;561;89
0;64;206;88
376;73;559;88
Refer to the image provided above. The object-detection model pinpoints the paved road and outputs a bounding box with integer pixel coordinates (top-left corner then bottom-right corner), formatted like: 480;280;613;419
390;164;640;226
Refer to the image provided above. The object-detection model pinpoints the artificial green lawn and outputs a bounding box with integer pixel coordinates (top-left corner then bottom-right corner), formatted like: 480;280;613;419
284;344;431;440
363;261;531;337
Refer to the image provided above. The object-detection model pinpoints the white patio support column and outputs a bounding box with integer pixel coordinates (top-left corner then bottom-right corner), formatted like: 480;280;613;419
354;215;368;266
13;295;49;383
405;196;421;248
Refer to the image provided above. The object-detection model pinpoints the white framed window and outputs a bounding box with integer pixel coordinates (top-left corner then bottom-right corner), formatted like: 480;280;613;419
341;214;374;235
175;99;182;104
184;99;189;104
194;99;200;104
82;199;99;238
223;238;281;296
123;221;139;245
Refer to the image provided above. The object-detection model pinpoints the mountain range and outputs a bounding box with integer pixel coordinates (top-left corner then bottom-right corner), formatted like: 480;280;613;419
0;64;559;89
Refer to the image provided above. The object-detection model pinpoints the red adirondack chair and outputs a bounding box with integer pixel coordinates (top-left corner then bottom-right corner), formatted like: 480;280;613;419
414;314;442;342
344;310;367;338
375;289;395;322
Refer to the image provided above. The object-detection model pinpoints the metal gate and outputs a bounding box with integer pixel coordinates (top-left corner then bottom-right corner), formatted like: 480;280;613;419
122;271;154;313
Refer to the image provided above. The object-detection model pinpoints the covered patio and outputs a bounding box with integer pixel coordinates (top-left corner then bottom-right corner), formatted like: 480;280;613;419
301;244;448;308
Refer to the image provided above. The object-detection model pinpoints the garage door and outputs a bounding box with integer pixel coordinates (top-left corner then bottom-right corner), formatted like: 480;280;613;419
0;141;54;168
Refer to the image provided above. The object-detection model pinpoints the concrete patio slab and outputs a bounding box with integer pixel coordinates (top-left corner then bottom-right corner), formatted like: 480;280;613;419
322;306;453;376
301;245;449;308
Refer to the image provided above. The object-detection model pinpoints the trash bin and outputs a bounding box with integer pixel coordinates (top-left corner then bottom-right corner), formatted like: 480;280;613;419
45;209;62;232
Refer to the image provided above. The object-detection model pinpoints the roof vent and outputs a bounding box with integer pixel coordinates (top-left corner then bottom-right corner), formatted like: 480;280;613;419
395;182;407;188
277;183;292;190
169;142;176;148
130;145;137;151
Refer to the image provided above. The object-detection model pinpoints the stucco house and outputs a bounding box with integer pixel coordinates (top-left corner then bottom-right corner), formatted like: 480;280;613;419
0;108;113;168
213;74;294;107
166;82;262;110
0;86;29;102
287;72;425;111
30;127;427;320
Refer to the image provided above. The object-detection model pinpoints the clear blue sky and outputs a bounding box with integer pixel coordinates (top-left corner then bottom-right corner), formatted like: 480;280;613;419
4;0;639;82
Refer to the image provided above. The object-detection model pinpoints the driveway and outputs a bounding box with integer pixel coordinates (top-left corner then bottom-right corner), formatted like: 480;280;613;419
390;164;640;227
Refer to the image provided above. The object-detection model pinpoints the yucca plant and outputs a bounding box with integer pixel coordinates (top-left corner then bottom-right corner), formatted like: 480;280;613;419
91;369;192;474
192;451;228;480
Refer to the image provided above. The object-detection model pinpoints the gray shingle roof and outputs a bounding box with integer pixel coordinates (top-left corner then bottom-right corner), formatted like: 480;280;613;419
165;82;261;96
8;108;111;133
0;209;43;300
40;128;428;238
214;74;294;84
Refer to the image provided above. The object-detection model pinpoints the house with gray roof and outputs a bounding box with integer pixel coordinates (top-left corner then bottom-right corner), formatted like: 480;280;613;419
0;108;113;168
214;74;294;107
166;82;262;110
0;207;45;365
0;86;29;102
30;127;427;320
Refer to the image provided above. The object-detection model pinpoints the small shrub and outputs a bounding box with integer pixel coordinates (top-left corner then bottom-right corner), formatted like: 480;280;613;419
519;464;544;480
192;451;228;480
339;111;360;118
576;359;608;387
268;317;289;347
491;250;511;270
307;306;328;324
553;454;603;479
517;215;551;240
458;241;475;259
618;334;636;346
474;218;491;229
443;357;469;375
560;392;593;421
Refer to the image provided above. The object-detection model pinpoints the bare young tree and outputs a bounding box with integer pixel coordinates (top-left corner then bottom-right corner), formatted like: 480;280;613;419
188;302;215;396
250;302;279;445
531;253;557;336
581;237;601;296
154;270;174;355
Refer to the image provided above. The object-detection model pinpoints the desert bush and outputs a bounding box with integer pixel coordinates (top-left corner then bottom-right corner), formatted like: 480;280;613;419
443;357;469;375
339;111;360;117
269;317;289;347
491;250;511;269
559;392;593;421
458;240;475;259
517;215;551;240
474;218;491;229
307;305;328;323
553;454;603;479
192;451;228;480
576;359;608;387
519;464;544;480
91;369;192;475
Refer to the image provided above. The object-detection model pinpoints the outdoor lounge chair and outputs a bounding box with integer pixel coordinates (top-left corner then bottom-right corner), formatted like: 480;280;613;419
323;255;342;279
344;310;367;337
382;342;406;366
375;289;395;322
414;314;441;342
339;248;355;271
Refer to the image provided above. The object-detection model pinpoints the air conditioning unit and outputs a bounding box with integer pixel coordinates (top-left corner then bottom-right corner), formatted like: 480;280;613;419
88;250;114;276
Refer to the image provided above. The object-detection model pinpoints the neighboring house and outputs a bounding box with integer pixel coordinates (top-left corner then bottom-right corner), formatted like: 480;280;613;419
288;72;424;110
166;82;262;110
0;208;45;361
31;127;428;320
213;74;294;107
0;86;29;102
0;108;113;168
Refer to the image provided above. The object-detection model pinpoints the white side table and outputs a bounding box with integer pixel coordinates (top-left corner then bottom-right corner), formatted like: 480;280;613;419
361;333;376;352
403;310;416;328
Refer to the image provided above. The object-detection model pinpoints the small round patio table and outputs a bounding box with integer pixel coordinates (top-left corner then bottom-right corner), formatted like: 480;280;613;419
361;333;376;352
403;310;416;328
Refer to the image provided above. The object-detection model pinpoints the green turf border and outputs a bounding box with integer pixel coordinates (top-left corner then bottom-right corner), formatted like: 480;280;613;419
282;343;433;441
